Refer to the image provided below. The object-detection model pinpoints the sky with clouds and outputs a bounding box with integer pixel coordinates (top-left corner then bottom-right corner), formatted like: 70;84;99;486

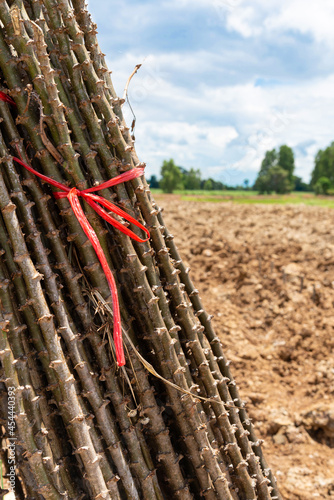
88;0;334;185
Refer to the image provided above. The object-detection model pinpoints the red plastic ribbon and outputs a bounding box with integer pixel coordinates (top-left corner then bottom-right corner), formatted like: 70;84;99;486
0;91;16;107
12;156;149;366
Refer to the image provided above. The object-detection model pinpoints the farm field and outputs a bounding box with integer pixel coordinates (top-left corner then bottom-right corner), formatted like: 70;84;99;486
157;194;334;500
151;189;334;208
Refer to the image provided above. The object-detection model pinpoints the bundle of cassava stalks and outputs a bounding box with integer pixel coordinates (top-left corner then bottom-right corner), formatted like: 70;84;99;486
0;1;281;499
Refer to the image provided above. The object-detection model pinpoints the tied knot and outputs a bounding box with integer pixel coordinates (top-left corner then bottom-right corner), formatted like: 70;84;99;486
70;187;79;197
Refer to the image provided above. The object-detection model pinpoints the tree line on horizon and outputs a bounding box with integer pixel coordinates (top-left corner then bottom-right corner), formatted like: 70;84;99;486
152;142;334;195
148;160;229;193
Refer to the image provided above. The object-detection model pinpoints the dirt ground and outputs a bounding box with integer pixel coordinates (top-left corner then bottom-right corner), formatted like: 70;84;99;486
158;196;334;500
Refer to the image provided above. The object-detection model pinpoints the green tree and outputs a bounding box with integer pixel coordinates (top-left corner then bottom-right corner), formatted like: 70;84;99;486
202;179;226;190
148;174;159;188
203;178;213;190
259;149;278;175
255;146;295;193
214;180;226;190
311;143;334;187
183;168;201;190
267;165;293;194
160;159;184;193
314;176;332;195
278;145;295;181
256;166;292;194
293;176;311;192
254;149;278;190
256;173;271;194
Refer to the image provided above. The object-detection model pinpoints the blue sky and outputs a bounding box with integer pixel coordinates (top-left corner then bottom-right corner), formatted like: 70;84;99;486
88;0;334;185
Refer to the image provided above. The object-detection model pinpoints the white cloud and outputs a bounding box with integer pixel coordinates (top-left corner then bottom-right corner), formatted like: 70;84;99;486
213;74;334;177
90;1;334;184
133;121;238;172
264;0;334;45
169;0;334;46
224;5;262;37
212;0;334;47
109;48;334;180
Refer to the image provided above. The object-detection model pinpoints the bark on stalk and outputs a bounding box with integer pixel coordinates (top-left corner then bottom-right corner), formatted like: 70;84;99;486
0;2;281;499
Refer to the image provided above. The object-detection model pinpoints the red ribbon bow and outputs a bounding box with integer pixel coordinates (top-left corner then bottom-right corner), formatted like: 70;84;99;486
12;156;149;367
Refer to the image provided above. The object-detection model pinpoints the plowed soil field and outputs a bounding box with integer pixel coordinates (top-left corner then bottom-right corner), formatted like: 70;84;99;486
158;196;334;500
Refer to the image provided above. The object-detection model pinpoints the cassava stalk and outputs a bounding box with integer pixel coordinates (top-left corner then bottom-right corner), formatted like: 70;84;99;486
0;1;281;499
